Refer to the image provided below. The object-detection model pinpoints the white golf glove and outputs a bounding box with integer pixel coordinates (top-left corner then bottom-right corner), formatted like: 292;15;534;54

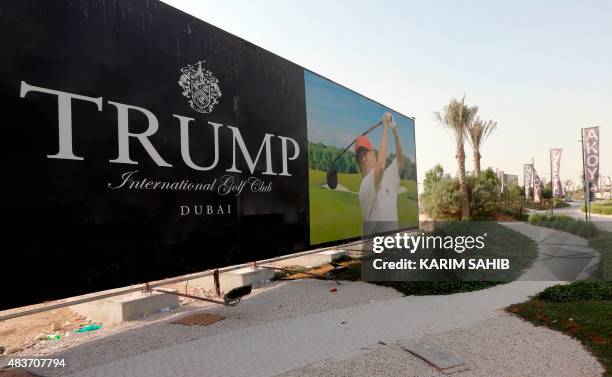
384;113;397;131
388;114;397;131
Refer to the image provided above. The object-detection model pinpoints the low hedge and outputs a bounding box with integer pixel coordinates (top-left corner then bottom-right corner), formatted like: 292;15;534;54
528;214;600;239
538;281;612;302
524;198;570;210
377;281;500;296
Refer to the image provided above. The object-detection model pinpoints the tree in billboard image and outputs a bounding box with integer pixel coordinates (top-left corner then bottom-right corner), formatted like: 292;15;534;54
304;71;418;244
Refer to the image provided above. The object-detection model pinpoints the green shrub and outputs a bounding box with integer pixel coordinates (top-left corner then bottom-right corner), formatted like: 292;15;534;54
467;168;500;220
525;198;570;210
528;214;600;239
420;166;501;220
566;221;580;234
578;222;600;239
538;281;612;302
272;271;288;280
528;214;546;224
421;177;463;220
497;187;526;220
553;199;571;208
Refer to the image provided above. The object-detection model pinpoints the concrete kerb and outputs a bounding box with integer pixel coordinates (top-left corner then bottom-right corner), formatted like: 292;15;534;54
73;246;353;322
71;290;180;324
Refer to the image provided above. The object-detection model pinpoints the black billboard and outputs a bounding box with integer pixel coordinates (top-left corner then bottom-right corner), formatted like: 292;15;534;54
0;0;417;310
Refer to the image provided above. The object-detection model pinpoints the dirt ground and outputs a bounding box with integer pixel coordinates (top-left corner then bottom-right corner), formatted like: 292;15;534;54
0;309;88;356
0;369;38;377
0;281;220;360
0;261;354;362
0;258;362;377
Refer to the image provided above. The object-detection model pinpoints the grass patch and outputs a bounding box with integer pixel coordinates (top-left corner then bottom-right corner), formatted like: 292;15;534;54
309;180;363;244
336;171;361;192
584;200;612;215
308;169;418;245
508;281;612;376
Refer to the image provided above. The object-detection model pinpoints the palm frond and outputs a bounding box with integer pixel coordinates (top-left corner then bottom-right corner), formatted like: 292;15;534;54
433;95;479;148
467;117;498;150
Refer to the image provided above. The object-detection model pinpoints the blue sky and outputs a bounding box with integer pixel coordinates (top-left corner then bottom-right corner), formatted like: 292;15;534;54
164;0;611;188
304;70;416;161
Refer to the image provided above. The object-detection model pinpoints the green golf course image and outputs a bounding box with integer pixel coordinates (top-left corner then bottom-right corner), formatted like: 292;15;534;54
304;70;419;245
309;168;418;245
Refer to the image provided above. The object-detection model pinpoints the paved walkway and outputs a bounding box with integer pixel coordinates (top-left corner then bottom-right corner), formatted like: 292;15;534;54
35;223;595;377
57;282;551;377
502;222;600;280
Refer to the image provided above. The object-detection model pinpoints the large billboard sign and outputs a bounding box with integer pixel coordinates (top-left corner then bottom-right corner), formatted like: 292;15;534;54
0;0;417;309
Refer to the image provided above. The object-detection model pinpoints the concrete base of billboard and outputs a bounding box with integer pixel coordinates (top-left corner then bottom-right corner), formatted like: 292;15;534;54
71;290;179;324
189;249;347;292
271;249;347;268
190;267;275;293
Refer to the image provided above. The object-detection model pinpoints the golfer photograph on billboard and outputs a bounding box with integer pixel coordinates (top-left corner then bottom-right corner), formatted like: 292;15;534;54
304;71;418;245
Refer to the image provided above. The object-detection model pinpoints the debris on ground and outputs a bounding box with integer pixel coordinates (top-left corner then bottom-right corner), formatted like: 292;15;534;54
283;260;359;280
74;324;103;333
401;342;469;375
0;308;86;355
280;313;603;377
6;280;401;374
171;313;225;326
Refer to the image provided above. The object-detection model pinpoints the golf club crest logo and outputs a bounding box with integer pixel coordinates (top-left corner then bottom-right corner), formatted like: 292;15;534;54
178;61;221;113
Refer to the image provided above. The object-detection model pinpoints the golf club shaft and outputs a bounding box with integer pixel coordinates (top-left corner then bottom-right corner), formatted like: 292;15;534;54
331;121;382;166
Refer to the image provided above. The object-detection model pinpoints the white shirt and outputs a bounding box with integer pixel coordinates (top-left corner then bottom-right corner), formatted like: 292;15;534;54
358;158;400;236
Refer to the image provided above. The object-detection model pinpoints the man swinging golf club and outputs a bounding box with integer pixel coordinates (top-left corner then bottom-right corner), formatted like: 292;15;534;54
355;112;404;236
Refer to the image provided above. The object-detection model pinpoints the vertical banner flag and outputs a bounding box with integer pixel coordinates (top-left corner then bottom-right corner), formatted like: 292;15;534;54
550;148;563;197
533;171;542;203
523;164;531;198
498;170;505;193
582;127;600;190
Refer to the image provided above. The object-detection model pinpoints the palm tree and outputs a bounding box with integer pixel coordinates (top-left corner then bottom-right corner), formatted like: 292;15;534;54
434;96;478;220
467;117;497;176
